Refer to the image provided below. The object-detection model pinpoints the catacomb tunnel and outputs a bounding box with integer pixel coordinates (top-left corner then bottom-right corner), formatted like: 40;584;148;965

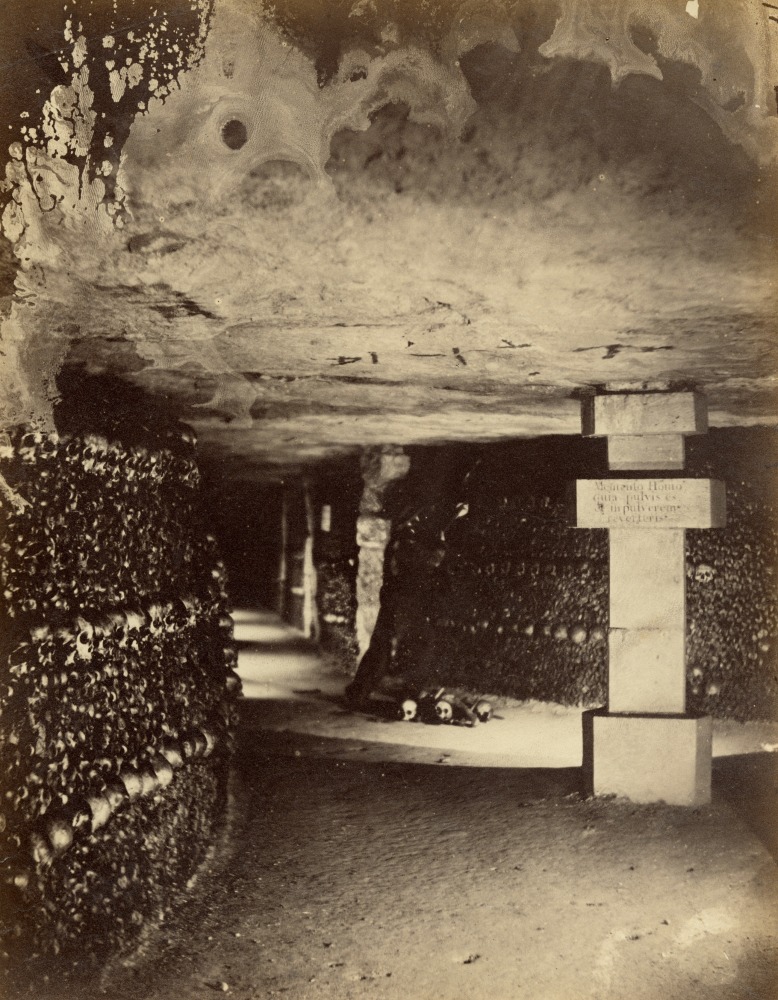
1;1;777;997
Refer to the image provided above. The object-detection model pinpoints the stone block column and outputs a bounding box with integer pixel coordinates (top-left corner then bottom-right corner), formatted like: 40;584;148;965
576;390;726;805
355;446;410;658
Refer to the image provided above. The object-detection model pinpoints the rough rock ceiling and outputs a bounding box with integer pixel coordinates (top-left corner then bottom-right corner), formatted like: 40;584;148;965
0;0;776;481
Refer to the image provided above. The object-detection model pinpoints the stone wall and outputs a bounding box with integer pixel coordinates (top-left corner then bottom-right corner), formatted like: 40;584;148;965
313;464;363;668
0;389;238;968
389;439;609;704
684;429;778;720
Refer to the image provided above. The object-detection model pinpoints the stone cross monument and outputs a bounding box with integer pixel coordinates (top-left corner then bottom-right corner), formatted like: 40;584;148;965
576;390;726;805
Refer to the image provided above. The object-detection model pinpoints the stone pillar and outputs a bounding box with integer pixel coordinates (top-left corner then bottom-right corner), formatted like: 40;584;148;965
355;446;410;658
577;390;726;805
275;490;288;617
302;482;319;642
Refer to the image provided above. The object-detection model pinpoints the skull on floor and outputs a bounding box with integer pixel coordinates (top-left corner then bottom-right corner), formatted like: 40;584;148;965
435;698;454;723
474;700;493;723
400;698;418;721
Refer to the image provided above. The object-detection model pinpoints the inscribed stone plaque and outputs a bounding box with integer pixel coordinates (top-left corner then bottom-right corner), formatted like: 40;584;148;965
576;479;726;529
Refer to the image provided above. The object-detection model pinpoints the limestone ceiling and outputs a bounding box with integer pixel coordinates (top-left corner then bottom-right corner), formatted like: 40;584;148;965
0;0;776;480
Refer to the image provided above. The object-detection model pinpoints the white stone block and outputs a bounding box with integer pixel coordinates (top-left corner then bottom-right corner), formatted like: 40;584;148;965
609;529;685;631
583;710;712;805
583;391;708;437
608;628;686;714
607;434;685;470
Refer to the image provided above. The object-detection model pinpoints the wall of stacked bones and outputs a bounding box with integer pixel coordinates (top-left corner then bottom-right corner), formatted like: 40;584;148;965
0;407;240;967
318;430;777;721
313;467;362;666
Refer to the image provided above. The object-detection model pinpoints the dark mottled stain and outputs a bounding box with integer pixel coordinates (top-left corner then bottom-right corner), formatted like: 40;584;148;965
148;285;219;322
573;344;674;360
327;375;403;387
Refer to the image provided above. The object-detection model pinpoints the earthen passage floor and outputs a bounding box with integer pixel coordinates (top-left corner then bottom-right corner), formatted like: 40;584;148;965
34;612;778;1000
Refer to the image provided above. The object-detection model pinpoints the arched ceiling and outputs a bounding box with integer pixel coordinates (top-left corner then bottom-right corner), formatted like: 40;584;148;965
0;0;776;482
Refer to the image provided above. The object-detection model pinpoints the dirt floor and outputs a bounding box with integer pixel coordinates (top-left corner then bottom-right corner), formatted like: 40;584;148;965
11;611;778;1000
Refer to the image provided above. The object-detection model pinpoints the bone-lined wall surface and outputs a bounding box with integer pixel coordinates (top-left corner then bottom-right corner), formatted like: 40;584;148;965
0;386;239;968
310;429;778;721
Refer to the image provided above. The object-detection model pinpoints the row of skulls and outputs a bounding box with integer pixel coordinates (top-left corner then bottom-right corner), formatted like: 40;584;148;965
1;612;240;928
23;729;218;870
1;602;238;825
2;741;225;957
0;421;243;957
5;426;200;491
0;484;224;620
435;616;607;646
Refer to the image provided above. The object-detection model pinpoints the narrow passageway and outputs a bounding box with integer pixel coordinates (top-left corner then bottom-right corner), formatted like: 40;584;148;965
233;609;778;770
35;609;769;1000
232;607;587;769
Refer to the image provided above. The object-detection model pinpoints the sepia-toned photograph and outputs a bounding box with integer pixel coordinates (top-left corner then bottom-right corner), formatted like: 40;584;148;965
0;1;777;997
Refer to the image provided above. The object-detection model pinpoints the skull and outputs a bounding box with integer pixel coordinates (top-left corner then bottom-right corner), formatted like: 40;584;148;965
160;739;185;769
107;612;129;648
474;700;493;723
83;432;109;455
695;564;715;584
127;445;143;471
63;437;83;464
145;450;160;476
201;728;217;756
30;831;54;867
400;698;418;721
104;782;128;810
181;460;200;488
119;768;143;800
8;642;33;677
74;619;94;662
139;768;160;795
125;608;147;632
150;754;174;787
147;603;165;636
17;428;59;463
181;596;199;627
179;423;197;449
86;794;112;831
435;698;454;723
46;816;73;854
14;427;49;464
